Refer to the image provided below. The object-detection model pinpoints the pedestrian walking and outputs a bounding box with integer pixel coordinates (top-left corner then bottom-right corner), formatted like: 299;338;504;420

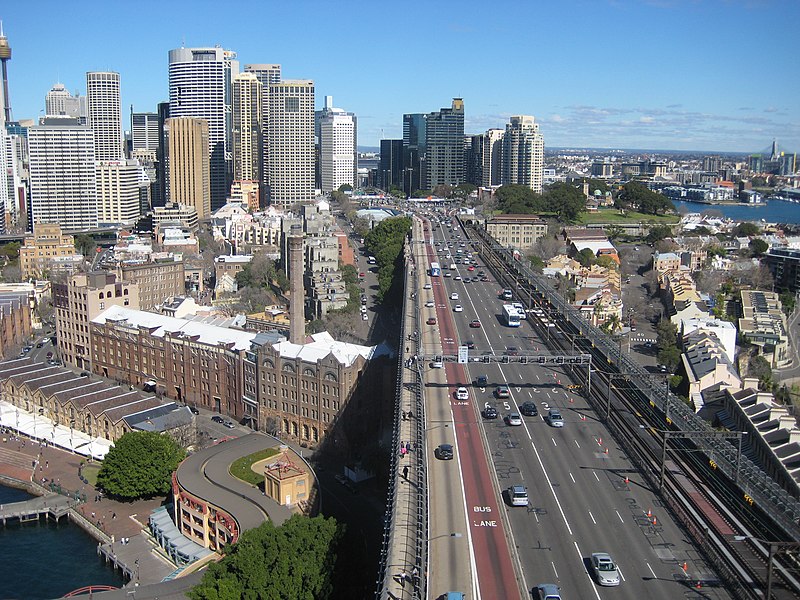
403;465;409;481
405;442;411;453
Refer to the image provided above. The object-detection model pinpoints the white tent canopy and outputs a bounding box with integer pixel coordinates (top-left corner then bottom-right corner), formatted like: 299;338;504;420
0;401;114;460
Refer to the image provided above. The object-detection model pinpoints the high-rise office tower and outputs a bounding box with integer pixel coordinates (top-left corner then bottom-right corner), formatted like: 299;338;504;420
379;139;404;192
96;159;141;226
482;128;504;188
0;90;8;234
244;64;281;192
502;115;544;193
86;72;122;161
28;118;98;229
231;73;263;187
317;96;356;193
166;116;210;219
131;111;160;152
155;101;170;206
424;98;464;190
168;47;239;210
45;83;86;121
464;134;483;187
402;113;426;195
267;80;314;207
0;23;11;123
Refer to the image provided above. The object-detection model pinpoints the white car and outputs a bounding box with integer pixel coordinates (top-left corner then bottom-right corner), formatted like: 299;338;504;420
455;387;469;400
450;292;459;300
424;283;432;289
360;305;367;313
361;313;368;321
453;305;463;312
590;553;620;586
425;300;435;308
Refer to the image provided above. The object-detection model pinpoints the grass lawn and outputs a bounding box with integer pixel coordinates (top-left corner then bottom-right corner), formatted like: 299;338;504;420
82;463;101;486
229;447;280;486
577;209;679;225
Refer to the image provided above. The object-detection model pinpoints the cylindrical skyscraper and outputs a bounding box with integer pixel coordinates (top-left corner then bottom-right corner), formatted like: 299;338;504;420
0;22;12;123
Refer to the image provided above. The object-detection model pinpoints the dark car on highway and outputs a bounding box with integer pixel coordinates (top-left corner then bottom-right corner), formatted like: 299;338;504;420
482;406;498;419
520;401;538;417
435;444;454;460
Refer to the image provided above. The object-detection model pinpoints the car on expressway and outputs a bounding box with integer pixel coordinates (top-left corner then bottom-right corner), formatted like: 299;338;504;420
425;300;435;307
469;319;481;328
464;340;475;349
427;317;437;325
450;292;459;300
482;405;498;419
454;275;462;281
455;387;469;400
473;375;488;387
424;283;432;289
505;346;519;356
508;485;529;506
546;408;564;427
590;552;621;586
506;413;523;426
434;444;454;460
520;401;539;417
467;265;475;271
453;305;463;312
494;385;510;399
534;584;562;600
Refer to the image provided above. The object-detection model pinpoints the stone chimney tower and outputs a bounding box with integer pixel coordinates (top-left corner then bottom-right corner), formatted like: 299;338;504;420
288;225;305;344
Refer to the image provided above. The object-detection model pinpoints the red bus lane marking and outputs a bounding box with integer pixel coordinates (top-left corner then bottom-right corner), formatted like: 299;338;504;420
423;236;519;599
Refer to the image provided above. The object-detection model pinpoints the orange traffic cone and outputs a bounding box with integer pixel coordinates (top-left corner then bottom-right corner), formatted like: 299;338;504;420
652;517;657;525
647;509;652;517
695;581;702;589
604;448;609;455
682;562;688;572
624;476;629;485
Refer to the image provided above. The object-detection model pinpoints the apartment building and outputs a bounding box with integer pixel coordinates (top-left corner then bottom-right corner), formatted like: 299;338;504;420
53;272;139;370
20;223;83;279
119;259;185;310
739;290;790;368
0;293;32;360
486;214;547;251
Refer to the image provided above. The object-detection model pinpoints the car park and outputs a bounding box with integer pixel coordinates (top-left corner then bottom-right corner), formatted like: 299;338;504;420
546;408;564;427
453;305;463;312
520;401;538;416
508;485;529;506
455;387;469;400
506;413;522;426
435;444;454;460
590;552;621;586
223;420;236;429
494;386;510;399
469;319;481;328
482;405;498;419
211;415;225;424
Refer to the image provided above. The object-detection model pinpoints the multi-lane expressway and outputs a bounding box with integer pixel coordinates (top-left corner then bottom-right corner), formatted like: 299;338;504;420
420;215;729;600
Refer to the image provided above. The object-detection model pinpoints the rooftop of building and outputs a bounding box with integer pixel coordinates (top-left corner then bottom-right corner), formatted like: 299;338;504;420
270;331;375;368
91;306;257;352
486;214;547;224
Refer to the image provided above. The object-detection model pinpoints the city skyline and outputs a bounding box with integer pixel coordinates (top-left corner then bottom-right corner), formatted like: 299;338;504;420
1;0;799;153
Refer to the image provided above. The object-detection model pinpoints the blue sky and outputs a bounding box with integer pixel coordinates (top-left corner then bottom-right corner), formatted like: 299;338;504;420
3;0;798;152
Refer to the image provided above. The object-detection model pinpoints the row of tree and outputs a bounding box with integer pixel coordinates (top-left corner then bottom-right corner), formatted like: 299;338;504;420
615;182;675;215
495;183;587;223
364;216;412;304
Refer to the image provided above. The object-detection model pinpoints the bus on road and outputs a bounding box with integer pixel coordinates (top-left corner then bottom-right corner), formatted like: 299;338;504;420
430;262;441;277
502;304;521;327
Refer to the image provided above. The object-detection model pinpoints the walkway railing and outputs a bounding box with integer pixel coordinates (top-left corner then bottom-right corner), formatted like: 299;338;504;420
375;228;428;599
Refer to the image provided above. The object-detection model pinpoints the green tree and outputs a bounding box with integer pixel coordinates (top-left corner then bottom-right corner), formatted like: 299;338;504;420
543;182;586;223
780;291;796;315
337;184;353;193
617;182;674;215
364;216;411;303
747;355;773;389
656;319;678;351
189;515;343;600
575;248;596;267
657;346;681;371
96;431;186;500
74;233;97;257
494;184;544;214
605;225;625;242
0;242;21;260
735;222;761;237
646;224;673;245
748;238;768;256
452;183;477;199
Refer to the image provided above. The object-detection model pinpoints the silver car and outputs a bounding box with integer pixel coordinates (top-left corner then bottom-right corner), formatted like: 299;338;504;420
506;412;522;426
591;552;620;586
546;408;564;428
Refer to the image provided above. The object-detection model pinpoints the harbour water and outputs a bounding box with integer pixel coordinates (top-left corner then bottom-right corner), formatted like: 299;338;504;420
0;484;124;600
673;199;800;225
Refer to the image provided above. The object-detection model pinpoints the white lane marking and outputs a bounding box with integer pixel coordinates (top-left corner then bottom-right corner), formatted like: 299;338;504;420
615;510;624;523
574;541;603;600
551;562;559;579
618;566;626;582
593;472;600;482
552;438;557;447
574;439;580;449
528;391;533;398
647;562;657;578
569;472;576;484
588;511;596;524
